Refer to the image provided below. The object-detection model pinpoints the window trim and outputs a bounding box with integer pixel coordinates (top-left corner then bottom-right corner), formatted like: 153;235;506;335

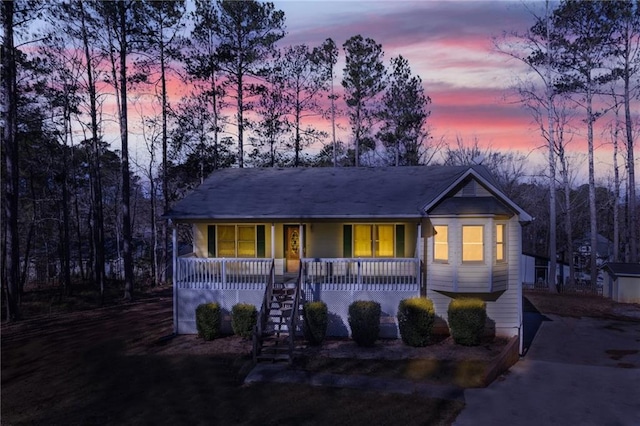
351;224;397;258
496;223;506;263
433;225;449;263
462;224;484;263
213;224;260;258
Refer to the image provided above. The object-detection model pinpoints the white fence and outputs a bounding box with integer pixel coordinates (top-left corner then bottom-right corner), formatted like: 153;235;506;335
175;257;273;290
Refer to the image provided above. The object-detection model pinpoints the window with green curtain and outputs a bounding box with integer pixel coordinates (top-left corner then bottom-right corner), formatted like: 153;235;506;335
434;225;448;262
462;225;484;262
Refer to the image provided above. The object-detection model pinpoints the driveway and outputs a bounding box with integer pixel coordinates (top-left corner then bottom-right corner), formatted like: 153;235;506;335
454;311;640;425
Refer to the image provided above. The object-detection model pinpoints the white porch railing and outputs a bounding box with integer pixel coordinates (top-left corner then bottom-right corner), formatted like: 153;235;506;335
176;257;273;290
302;258;420;291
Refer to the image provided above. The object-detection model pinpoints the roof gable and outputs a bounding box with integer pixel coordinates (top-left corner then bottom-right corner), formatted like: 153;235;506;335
423;167;532;221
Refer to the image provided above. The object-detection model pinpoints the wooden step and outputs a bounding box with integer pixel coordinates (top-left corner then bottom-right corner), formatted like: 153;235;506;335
256;353;290;362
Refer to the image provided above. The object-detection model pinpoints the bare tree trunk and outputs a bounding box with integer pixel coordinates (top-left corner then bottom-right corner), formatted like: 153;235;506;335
558;144;576;287
60;106;72;295
612;99;622;262
624;64;637;263
586;84;598;287
237;70;244;168
79;0;105;297
545;3;558;293
2;1;21;320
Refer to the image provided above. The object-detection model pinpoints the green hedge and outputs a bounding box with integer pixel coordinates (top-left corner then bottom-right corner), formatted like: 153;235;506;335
304;301;328;346
195;303;221;341
231;303;257;339
397;297;435;347
447;298;487;346
348;300;381;347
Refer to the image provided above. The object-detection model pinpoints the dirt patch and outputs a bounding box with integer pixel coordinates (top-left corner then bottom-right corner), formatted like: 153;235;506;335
1;288;466;426
524;291;640;321
605;349;639;361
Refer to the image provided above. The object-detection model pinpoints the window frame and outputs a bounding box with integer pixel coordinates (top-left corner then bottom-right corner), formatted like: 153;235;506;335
462;224;484;263
215;225;258;258
496;223;506;263
351;224;396;258
433;225;449;263
237;225;257;258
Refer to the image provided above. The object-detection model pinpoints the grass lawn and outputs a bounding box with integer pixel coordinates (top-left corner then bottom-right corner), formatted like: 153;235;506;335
1;285;463;425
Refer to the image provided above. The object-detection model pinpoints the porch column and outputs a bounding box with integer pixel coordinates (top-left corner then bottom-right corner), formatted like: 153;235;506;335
271;223;275;259
417;222;422;292
299;223;304;259
172;225;178;334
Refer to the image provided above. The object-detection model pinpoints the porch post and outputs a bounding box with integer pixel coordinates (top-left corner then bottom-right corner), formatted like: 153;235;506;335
271;223;275;259
298;223;304;259
172;225;178;334
417;222;422;291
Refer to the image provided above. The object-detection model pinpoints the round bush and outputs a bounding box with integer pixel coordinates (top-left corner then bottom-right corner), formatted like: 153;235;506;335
304;301;328;346
195;303;221;341
447;298;487;346
397;297;435;347
231;303;257;339
348;300;381;347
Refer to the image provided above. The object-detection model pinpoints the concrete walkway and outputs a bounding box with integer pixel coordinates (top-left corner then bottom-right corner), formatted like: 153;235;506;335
454;314;640;426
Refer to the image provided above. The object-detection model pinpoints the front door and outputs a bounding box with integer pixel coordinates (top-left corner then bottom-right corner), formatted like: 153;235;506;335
285;225;301;273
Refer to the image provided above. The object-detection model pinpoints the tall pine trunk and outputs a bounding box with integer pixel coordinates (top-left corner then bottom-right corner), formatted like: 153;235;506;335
79;0;106;298
2;1;21;320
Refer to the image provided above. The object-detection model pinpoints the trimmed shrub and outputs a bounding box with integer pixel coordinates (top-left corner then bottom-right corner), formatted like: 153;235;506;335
447;298;487;346
397;297;435;347
231;303;257;339
348;300;381;347
303;301;328;346
195;303;221;341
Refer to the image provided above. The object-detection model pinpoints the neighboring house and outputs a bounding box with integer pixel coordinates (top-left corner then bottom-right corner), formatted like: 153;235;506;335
167;165;532;340
521;252;571;290
601;262;640;303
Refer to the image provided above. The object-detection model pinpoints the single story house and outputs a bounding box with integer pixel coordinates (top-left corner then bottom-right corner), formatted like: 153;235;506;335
601;262;640;303
166;165;532;343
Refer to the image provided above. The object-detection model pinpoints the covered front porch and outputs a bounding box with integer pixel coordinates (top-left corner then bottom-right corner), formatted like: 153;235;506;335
173;255;422;337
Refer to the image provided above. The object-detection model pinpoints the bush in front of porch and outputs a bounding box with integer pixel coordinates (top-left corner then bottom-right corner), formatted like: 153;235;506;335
303;301;328;346
196;303;221;341
397;297;435;347
348;301;381;347
447;298;487;346
232;303;257;339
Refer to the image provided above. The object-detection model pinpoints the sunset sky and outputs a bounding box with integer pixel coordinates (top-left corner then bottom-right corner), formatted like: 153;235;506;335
126;0;635;182
270;0;638;181
274;1;552;154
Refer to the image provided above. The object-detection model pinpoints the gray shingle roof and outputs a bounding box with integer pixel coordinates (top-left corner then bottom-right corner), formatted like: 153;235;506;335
601;262;640;278
166;165;515;221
